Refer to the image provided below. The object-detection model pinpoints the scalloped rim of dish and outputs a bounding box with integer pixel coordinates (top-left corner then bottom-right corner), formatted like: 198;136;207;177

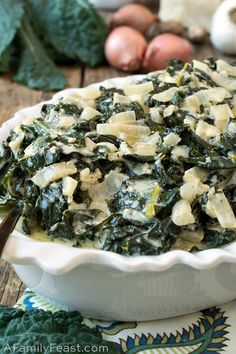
2;74;236;275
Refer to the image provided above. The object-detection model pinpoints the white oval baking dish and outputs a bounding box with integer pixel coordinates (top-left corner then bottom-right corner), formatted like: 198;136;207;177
2;76;236;321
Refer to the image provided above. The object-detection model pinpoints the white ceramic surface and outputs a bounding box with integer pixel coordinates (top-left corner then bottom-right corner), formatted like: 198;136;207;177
2;75;236;321
89;0;133;9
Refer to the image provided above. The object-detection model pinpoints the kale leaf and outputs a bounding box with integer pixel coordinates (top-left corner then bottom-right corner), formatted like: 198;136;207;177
166;59;185;75
89;134;122;148
35;184;67;231
27;0;108;67
179;129;236;170
109;178;156;212
220;130;236;150
123;154;156;163
0;46;13;73
21;145;62;173
79;213;180;256
152;159;184;188
0;0;24;57
194;69;217;87
42;102;83;119
0;306;119;353
203;229;236;248
96;87;125;115
156;188;180;219
49;210;76;241
0;0;108;89
224;184;236;214
13;13;66;91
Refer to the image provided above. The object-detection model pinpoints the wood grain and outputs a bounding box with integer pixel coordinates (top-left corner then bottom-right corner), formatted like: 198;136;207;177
0;66;81;125
215;50;236;62
83;65;125;87
0;261;25;306
192;40;216;61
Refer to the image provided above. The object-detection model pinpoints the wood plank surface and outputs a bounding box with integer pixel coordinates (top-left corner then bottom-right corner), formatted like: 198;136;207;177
192;41;216;61
0;44;234;307
0;65;81;125
83;65;125;87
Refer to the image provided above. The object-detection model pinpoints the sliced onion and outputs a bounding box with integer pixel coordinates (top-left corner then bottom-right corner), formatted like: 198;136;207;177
31;162;77;189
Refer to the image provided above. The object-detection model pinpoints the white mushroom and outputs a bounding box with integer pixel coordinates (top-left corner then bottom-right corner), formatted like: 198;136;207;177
211;0;236;54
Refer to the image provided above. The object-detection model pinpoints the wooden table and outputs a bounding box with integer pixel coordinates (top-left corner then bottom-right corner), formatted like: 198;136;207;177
0;41;234;306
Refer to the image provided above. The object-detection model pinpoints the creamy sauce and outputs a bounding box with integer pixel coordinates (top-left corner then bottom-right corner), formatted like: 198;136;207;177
27;226;74;246
0;208;73;246
30;228;99;249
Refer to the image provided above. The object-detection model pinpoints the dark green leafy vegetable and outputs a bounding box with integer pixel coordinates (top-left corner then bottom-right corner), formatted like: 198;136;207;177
203;58;217;71
0;306;119;353
27;0;108;67
76;213;181;256
182;153;236;170
152;160;184;188
89;134;122;148
14;14;66;91
96;87;125;115
49;210;76;240
35;184;68;232
113;102;146;120
171;91;184;106
123;154;156;163
203;228;236;248
109;178;156;212
21;145;62;173
166;59;185;75
220;130;236;150
1;58;236;256
0;0;24;56
0;46;13;73
156;188;180;219
194;69;217;87
179;129;236;169
0;0;108;90
224;184;236;214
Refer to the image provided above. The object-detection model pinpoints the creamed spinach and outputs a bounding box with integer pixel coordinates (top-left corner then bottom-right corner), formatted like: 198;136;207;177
1;59;236;255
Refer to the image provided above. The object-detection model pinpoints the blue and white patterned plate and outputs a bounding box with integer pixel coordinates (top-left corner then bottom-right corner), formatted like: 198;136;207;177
17;290;236;353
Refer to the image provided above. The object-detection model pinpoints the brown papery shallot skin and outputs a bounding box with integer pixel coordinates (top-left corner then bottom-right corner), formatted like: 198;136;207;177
105;26;148;72
143;33;193;71
110;4;159;35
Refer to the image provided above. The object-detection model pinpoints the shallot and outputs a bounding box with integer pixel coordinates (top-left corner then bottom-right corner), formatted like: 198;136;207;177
187;24;208;44
143;33;193;71
158;21;184;36
105;26;147;72
110;4;158;34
